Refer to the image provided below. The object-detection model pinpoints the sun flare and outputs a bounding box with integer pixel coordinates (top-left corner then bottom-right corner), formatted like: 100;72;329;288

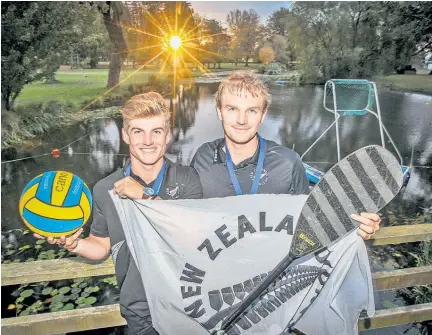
79;3;226;110
169;36;182;50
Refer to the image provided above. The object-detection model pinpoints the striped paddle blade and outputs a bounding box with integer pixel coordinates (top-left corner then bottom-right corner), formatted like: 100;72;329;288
219;145;403;333
291;145;403;257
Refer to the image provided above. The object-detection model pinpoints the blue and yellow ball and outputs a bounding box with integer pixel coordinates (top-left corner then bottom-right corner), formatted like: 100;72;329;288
19;171;92;238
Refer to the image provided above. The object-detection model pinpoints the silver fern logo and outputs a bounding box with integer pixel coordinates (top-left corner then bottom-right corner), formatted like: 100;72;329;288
111;240;125;265
250;168;269;185
200;250;333;331
166;185;180;199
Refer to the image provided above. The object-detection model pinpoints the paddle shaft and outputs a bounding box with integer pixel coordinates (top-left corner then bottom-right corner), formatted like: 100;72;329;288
219;252;298;331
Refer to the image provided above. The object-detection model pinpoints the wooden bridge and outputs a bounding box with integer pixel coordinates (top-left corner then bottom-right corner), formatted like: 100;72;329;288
2;224;432;334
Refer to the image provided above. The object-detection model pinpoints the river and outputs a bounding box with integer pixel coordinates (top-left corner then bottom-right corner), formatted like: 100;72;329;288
1;83;431;334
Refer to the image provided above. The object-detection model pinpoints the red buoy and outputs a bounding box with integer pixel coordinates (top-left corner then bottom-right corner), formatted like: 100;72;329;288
51;148;60;158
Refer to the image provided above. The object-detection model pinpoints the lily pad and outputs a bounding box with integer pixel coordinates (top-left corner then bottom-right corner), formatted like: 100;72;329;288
20;289;34;298
42;287;53;295
85;296;97;305
20;308;31;316
70;293;79;301
50;302;64;312
85;286;100;293
60;303;75;311
76;297;86;305
30;301;44;311
78;281;88;289
52;294;65;304
59;287;71;294
71;288;81;294
102;276;117;285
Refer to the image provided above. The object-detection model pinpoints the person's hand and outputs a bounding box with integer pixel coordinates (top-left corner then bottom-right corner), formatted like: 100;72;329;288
113;176;143;199
33;228;83;252
351;213;381;240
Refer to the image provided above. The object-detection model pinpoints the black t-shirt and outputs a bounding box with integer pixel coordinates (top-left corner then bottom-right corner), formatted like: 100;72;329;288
191;137;309;198
90;158;202;334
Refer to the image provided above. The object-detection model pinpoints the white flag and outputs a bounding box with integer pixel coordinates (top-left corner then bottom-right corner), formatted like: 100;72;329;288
111;193;374;335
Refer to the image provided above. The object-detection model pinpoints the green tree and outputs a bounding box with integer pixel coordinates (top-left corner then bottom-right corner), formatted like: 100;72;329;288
227;9;263;66
71;6;109;69
268;2;432;82
197;18;231;69
265;7;299;65
1;2;84;111
266;7;291;36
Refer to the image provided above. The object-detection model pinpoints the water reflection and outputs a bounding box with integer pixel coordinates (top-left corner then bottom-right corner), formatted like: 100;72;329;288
1;84;431;231
168;84;200;163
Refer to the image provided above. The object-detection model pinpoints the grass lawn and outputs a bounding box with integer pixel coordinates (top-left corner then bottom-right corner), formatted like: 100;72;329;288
376;74;432;95
16;63;261;108
16;69;157;108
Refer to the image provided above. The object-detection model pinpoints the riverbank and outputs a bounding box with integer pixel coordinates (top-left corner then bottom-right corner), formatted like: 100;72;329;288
2;70;173;149
376;74;432;96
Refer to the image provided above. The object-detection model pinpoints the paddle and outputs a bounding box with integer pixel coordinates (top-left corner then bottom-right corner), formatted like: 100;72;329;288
217;145;403;334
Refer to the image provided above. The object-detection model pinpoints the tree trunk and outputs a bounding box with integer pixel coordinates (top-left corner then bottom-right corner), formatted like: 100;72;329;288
99;2;129;88
107;53;123;87
3;92;18;111
10;93;18;111
1;96;8;111
245;57;249;67
89;58;98;69
45;73;59;84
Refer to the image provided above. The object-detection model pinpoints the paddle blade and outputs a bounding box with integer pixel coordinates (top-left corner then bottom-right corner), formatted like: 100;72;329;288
290;145;403;258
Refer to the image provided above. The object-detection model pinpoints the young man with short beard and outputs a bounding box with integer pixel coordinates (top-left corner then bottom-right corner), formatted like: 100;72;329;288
191;71;381;240
35;92;202;335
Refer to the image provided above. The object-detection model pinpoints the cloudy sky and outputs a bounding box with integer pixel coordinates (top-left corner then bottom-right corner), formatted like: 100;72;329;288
190;1;292;25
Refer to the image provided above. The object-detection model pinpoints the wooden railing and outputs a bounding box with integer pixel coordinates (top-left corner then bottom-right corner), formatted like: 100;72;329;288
2;224;432;335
